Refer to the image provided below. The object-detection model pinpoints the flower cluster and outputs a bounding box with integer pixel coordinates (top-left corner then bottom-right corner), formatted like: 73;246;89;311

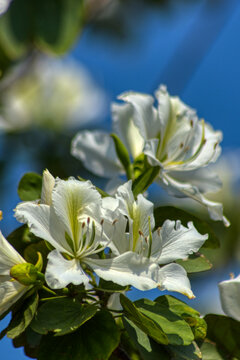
72;85;229;226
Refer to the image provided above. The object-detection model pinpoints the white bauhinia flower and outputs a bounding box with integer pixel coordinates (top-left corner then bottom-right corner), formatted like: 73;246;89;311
218;274;240;321
0;57;106;131
0;231;29;316
71;85;228;226
97;181;208;299
15;178;161;291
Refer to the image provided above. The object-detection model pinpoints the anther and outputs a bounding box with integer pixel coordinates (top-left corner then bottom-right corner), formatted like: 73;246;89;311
100;219;104;225
112;219;118;225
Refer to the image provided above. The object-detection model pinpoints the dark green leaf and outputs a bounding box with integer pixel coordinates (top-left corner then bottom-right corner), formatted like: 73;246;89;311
97;279;129;293
123;318;170;360
155;295;207;341
176;253;212;273
38;310;120;360
7;293;39;339
169;342;202;359
120;294;168;345
154;206;220;249
35;0;84;55
18;172;42;201
135;298;194;346
132;166;160;198
31;298;97;336
7;225;43;258
12;327;42;359
111;133;132;179
0;0;33;59
204;314;240;359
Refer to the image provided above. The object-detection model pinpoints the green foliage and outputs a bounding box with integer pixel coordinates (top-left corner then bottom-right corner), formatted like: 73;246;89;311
176;253;212;273
154;206;220;249
0;0;84;64
37;310;120;360
123;318;170;360
200;342;224;360
134;298;194;346
120;294;169;345
6;293;39;339
111;133;133;180
204;314;240;359
155;296;207;341
169;342;202;359
97;279;129;293
18;172;42;201
132;166;160;197
31;298;98;336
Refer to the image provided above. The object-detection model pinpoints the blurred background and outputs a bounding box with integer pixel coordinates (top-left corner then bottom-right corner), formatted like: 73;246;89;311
0;0;240;357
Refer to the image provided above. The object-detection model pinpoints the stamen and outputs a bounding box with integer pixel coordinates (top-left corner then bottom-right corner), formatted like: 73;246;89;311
112;219;118;225
147;217;152;258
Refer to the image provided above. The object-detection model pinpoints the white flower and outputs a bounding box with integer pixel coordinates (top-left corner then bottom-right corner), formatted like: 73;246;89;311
15;178;160;291
0;57;106;131
0;0;12;16
71;85;228;226
94;181;208;298
219;274;240;321
0;231;29;316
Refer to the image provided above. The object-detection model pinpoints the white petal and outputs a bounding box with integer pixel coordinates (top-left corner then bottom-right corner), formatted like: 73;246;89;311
15;202;72;254
0;232;25;275
118;91;159;140
158;220;208;265
159;173;230;226
45;250;89;289
219;275;240;321
143;139;162;167
52;178;102;247
115;181;155;251
112;102;144;158
157;263;195;299
71;130;123;177
0;0;12;16
41;169;55;205
168;168;222;194
85;252;159;291
0;277;29;316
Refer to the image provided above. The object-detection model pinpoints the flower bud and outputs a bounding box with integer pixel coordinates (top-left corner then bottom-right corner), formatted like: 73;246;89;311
10;263;44;286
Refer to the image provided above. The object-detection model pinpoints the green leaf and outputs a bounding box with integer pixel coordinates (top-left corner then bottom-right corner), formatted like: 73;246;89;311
97;279;129;293
120;295;168;345
6;293;39;339
155;295;207;341
154;206;220;249
0;0;33;59
31;298;97;336
38;310;120;360
35;0;84;55
132;166;160;198
177;253;212;273
200;342;224;360
111;133;132;179
18;172;42;201
204;314;240;359
12;327;42;359
123;318;170;360
169;342;202;359
135;298;194;346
